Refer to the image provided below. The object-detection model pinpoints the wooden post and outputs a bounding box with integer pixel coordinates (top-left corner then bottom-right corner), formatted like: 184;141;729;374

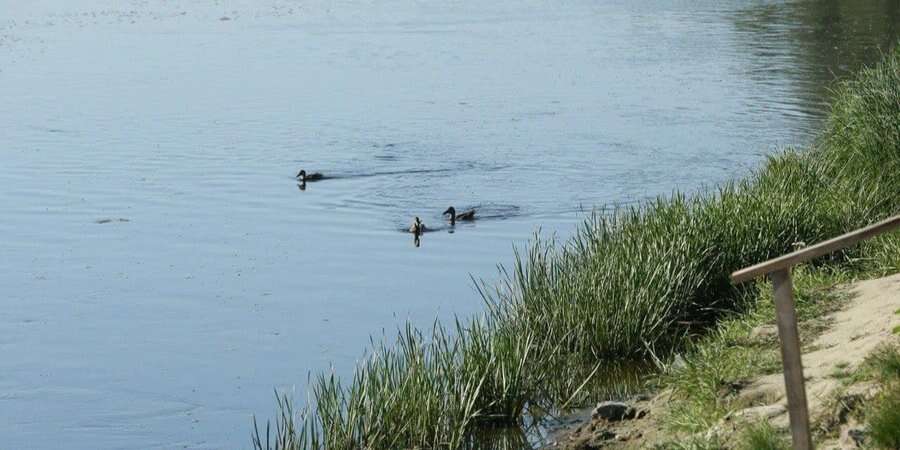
770;269;813;450
730;217;900;449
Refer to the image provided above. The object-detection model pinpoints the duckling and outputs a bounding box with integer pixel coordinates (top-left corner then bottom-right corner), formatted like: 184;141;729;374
296;170;324;182
443;206;475;226
409;216;426;235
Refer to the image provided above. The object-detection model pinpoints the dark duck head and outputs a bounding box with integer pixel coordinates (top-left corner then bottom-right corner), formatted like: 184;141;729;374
443;206;474;225
296;170;324;182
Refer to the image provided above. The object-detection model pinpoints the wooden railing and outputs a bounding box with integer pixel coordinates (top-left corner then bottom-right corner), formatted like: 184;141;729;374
731;214;900;450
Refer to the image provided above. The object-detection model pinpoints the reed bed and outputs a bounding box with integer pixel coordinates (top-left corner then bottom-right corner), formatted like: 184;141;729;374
254;46;900;449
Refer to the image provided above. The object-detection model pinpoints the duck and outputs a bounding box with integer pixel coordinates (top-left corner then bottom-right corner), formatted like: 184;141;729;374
443;206;475;225
296;170;324;182
408;216;426;235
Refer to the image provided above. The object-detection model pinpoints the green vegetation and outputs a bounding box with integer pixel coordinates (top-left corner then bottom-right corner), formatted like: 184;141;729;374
660;265;852;434
862;230;900;276
865;344;900;381
651;436;724;450
253;46;900;449
865;344;900;449
868;384;900;449
736;422;790;450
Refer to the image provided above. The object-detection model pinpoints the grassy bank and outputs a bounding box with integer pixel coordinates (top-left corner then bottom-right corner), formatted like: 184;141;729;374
654;257;899;444
253;45;900;449
655;303;900;450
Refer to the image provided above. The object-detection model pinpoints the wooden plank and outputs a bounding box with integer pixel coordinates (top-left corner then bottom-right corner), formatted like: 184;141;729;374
732;214;900;284
771;269;813;450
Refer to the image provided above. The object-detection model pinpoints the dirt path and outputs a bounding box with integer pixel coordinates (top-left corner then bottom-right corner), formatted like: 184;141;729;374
733;273;900;429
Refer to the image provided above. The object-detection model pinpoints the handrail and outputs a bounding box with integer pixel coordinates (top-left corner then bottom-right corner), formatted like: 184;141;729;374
732;214;900;284
730;213;900;450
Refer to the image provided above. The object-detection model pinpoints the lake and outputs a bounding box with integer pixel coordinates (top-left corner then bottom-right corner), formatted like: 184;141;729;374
0;0;896;448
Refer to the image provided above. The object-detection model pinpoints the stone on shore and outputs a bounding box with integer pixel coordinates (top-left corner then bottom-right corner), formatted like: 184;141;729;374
591;401;637;422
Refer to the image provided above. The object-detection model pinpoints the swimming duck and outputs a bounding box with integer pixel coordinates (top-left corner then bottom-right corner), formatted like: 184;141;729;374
409;216;426;235
443;206;475;225
296;170;324;182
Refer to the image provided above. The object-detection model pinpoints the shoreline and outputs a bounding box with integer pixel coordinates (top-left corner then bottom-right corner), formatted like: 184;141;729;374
549;271;900;449
254;45;900;449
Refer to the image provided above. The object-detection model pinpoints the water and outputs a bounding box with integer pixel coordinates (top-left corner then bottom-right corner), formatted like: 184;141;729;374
0;1;896;448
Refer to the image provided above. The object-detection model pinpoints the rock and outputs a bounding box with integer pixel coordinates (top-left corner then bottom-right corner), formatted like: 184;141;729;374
848;428;866;446
592;401;636;422
840;424;867;448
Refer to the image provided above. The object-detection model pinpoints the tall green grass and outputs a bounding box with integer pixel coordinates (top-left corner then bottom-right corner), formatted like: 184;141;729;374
864;344;900;449
736;422;790;450
868;383;900;449
254;45;900;449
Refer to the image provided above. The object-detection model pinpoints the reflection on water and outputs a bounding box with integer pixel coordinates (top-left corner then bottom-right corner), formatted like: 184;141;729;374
465;425;537;450
462;359;652;448
731;0;900;139
0;0;897;448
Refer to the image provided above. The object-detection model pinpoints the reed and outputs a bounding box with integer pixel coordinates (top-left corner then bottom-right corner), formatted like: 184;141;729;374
253;45;900;449
865;344;900;450
735;422;790;450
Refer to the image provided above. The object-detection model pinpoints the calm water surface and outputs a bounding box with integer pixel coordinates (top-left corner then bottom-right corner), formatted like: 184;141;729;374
1;0;896;448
